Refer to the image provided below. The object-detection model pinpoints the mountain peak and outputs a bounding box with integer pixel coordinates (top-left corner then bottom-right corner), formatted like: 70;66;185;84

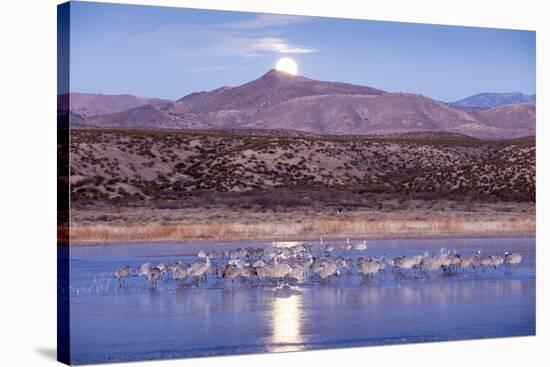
263;68;295;77
264;68;284;76
256;68;307;83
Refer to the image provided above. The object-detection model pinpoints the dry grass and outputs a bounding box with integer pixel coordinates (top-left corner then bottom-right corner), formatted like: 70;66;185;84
69;209;535;244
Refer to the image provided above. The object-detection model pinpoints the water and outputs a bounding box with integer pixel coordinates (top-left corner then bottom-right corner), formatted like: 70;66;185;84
67;237;535;365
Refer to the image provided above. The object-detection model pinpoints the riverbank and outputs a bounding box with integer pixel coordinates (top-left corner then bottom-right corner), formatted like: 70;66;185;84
69;204;535;244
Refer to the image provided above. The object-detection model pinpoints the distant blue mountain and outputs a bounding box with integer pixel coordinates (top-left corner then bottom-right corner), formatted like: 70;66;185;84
450;92;536;108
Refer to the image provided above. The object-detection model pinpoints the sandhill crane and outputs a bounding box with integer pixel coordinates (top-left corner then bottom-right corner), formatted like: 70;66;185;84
420;255;442;273
341;238;353;254
478;254;503;272
287;257;312;282
138;263;154;278
156;263;166;276
440;250;461;273
504;252;522;266
489;255;504;269
312;257;328;274
222;265;242;285
115;265;131;285
317;261;339;281
354;240;368;252
172;264;190;285
459;251;480;271
334;256;353;274
393;255;422;270
240;265;257;281
271;257;293;280
148;267;162;287
189;256;211;285
166;261;182;273
478;256;493;272
357;257;381;278
216;263;229;279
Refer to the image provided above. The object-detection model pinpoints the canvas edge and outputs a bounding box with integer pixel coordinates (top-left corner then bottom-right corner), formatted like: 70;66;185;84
57;1;71;365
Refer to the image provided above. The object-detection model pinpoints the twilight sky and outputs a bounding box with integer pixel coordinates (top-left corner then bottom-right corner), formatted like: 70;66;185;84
68;1;536;102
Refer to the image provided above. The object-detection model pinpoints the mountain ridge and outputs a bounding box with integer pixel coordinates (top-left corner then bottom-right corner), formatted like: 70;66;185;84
449;92;535;108
59;92;169;118
72;70;536;139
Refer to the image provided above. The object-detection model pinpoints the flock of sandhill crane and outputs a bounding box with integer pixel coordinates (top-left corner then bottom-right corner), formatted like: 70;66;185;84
114;239;523;288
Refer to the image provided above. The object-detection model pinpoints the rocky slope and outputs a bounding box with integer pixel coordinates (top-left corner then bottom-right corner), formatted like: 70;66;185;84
69;129;535;207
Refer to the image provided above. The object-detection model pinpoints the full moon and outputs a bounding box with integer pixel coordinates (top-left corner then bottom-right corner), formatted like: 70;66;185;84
275;57;298;76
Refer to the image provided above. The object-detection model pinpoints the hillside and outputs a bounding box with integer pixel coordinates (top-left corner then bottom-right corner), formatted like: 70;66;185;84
450;92;536;108
471;103;536;133
70;129;535;209
77;70;536;139
60;92;169;118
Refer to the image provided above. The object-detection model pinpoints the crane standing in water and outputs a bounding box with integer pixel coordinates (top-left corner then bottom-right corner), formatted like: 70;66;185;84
115;265;131;286
115;243;522;289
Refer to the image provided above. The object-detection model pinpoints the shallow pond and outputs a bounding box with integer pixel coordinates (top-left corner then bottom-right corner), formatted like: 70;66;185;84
67;237;535;364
